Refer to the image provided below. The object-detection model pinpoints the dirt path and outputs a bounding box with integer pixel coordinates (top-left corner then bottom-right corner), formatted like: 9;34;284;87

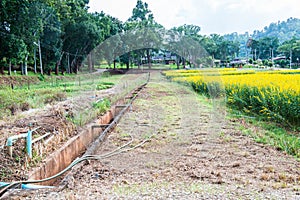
10;72;300;199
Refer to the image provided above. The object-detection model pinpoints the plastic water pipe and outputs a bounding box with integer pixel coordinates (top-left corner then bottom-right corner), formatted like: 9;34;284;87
0;182;53;190
6;133;28;157
6;130;32;158
21;183;54;190
0;182;8;187
26;130;32;159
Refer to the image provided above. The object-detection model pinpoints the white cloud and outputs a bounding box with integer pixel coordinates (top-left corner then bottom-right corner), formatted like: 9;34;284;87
88;0;300;35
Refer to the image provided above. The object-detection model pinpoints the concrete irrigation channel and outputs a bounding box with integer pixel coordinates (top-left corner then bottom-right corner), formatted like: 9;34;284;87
0;72;150;198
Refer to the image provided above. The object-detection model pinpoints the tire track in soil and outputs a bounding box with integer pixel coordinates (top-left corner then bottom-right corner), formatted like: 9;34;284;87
11;72;300;200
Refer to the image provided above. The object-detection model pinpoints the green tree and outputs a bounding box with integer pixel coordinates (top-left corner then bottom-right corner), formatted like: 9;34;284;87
128;0;154;25
0;0;44;75
278;38;300;68
168;24;202;68
124;0;163;69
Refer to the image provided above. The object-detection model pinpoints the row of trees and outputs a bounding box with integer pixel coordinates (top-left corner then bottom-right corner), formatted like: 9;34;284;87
245;36;300;68
0;0;123;75
1;0;300;75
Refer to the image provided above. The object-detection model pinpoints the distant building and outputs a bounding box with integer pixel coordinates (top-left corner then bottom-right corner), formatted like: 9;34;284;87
273;56;286;61
230;58;247;65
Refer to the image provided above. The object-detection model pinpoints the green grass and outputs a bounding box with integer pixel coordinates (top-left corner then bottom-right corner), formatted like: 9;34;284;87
229;110;300;159
0;73;119;120
92;98;111;115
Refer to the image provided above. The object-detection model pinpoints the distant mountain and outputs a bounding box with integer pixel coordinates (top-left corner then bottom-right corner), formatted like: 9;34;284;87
223;17;300;57
252;17;300;42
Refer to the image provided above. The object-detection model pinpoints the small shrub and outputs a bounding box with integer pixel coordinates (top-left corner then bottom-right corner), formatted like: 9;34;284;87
54;92;67;101
20;102;30;111
38;74;45;81
93;98;111;115
44;95;55;104
8;103;19;115
102;71;111;77
96;82;114;90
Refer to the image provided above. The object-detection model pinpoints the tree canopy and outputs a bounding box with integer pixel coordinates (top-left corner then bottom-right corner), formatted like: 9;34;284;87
1;0;300;74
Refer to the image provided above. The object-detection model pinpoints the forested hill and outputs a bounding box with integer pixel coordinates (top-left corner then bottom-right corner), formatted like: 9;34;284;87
252;17;300;42
224;18;300;45
223;18;300;58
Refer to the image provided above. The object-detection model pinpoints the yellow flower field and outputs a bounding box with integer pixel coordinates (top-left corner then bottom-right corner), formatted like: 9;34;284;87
164;69;300;126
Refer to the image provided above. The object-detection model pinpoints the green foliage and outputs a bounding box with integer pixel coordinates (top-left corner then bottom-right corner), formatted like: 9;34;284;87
0;0;120;75
248;58;253;64
2;0;300;75
252;18;300;43
199;34;240;61
92;98;111;116
225;85;300;127
96;82;114;90
190;79;300;127
238;117;300;158
38;74;45;81
127;0;154;25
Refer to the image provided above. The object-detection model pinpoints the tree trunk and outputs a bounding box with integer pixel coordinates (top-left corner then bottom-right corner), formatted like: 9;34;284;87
8;61;12;75
113;60;116;70
88;53;92;73
67;53;71;74
44;60;48;75
24;55;28;75
91;50;95;71
182;58;186;68
75;60;79;74
147;49;151;69
47;68;52;76
55;61;59;75
176;55;180;69
0;63;4;75
126;53;130;70
21;62;24;75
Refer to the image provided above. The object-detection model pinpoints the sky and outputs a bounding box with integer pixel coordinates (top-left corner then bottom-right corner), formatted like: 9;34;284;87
88;0;300;35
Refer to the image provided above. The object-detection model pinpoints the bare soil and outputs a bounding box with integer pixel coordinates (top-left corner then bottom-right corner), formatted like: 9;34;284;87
4;72;300;199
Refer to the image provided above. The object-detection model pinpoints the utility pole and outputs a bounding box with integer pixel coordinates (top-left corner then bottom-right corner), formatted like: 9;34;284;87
271;48;274;67
290;48;292;69
24;54;28;75
34;47;37;73
246;48;248;63
38;40;43;75
33;32;37;74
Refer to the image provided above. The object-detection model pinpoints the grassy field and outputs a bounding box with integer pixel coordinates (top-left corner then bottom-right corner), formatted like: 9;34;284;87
0;72;120;120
